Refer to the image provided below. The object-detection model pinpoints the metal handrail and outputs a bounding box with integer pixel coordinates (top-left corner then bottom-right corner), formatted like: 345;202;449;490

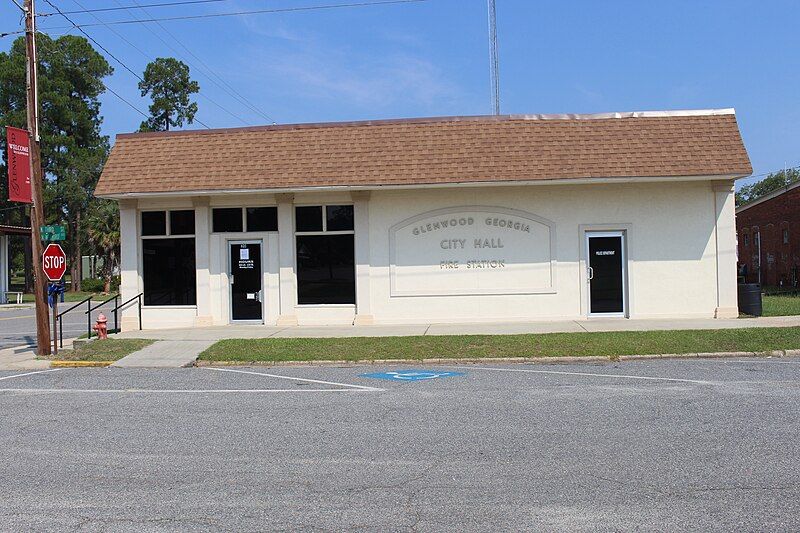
55;295;92;349
53;291;144;347
85;293;120;339
110;293;144;332
57;295;93;318
86;293;119;314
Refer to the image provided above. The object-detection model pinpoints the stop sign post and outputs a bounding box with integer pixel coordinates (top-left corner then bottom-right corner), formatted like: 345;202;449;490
42;244;67;356
42;243;67;282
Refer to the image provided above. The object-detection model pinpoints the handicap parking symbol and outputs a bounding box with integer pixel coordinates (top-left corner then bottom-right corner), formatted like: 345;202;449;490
361;369;464;382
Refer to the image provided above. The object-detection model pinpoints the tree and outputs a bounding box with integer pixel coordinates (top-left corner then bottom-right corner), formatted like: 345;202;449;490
736;168;800;206
84;199;119;293
0;34;113;292
138;58;199;132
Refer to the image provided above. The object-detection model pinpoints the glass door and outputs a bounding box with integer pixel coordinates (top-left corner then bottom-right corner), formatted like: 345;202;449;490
229;241;263;322
586;232;626;316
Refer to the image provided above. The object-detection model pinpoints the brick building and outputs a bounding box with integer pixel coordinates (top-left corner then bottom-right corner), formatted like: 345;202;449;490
736;180;800;288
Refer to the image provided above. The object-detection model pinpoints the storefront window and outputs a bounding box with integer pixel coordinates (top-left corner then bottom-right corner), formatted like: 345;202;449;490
295;206;323;232
141;211;166;236
170;210;195;235
212;208;243;232
141;210;196;306
295;205;355;305
246;207;278;232
212;207;278;232
143;239;197;306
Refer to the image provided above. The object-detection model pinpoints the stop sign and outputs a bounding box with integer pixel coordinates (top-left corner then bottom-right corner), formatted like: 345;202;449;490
42;243;67;281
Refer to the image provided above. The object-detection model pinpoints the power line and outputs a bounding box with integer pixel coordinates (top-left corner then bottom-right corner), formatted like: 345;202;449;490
105;84;150;120
67;0;224;128
43;0;212;129
25;29;152;123
124;0;276;124
110;0;258;125
39;0;239;17
34;0;429;31
42;0;144;82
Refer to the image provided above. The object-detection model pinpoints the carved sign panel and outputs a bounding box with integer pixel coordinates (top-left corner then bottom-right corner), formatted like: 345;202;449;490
389;206;556;296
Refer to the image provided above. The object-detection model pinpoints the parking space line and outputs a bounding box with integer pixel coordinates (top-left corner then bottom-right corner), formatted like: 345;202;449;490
449;365;714;385
0;388;377;394
0;369;61;382
203;367;384;391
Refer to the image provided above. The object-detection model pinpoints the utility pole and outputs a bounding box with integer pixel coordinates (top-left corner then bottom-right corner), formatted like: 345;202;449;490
24;0;51;355
487;0;500;115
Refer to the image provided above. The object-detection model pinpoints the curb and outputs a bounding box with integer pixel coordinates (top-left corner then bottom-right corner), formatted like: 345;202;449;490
193;349;800;368
50;360;115;368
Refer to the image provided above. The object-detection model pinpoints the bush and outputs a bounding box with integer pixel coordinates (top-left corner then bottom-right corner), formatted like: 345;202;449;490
110;275;121;292
81;278;104;292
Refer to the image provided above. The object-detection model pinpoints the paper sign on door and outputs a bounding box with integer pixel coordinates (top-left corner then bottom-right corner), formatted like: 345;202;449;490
240;248;249;260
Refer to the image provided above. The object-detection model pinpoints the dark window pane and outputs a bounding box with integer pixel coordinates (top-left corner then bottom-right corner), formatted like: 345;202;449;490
141;211;166;236
295;206;322;232
326;205;354;231
246;207;278;232
212;208;243;233
170;210;195;235
142;238;196;306
296;234;355;304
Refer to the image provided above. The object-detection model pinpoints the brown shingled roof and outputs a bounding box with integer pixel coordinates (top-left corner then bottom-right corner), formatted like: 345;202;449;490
95;110;752;196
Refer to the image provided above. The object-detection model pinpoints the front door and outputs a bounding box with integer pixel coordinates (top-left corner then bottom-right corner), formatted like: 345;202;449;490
230;241;263;322
586;232;626;316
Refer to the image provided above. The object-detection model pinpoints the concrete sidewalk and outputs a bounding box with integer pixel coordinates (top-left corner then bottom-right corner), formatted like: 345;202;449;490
113;315;800;341
111;340;215;368
0;343;63;371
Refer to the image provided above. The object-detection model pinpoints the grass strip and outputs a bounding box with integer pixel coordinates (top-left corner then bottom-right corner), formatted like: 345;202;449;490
199;326;800;363
50;338;155;362
762;295;800;317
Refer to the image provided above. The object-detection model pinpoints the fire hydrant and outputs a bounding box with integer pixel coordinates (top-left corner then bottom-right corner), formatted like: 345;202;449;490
93;313;109;340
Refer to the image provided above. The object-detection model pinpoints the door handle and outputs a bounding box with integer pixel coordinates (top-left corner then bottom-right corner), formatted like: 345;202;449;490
587;267;594;281
230;275;234;285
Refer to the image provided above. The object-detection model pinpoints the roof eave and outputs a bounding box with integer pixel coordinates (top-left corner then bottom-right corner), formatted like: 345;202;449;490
96;173;746;200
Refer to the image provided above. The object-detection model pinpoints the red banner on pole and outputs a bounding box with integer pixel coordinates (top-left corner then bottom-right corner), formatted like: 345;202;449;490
6;126;32;204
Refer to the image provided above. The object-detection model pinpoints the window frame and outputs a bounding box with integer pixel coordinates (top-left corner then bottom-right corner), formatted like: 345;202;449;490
139;209;197;308
211;206;279;234
140;210;168;237
293;204;355;237
293;204;356;307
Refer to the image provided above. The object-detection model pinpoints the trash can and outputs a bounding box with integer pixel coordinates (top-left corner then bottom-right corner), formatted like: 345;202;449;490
738;283;762;316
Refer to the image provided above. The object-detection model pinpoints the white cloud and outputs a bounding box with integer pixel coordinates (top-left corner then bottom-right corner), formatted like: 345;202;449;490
277;52;456;108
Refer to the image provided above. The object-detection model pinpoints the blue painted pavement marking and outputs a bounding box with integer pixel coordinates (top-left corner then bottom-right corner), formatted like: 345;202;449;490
361;370;465;382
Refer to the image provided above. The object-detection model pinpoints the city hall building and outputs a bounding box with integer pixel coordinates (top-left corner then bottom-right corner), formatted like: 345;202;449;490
94;110;752;330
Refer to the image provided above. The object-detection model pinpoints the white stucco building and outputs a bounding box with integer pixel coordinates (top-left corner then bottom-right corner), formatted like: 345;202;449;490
95;110;752;330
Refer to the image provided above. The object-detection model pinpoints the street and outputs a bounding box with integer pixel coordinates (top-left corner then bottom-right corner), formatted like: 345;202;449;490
0;358;798;531
0;301;116;349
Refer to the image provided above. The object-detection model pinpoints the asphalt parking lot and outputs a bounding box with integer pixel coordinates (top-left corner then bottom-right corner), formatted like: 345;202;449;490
0;302;115;349
1;358;799;531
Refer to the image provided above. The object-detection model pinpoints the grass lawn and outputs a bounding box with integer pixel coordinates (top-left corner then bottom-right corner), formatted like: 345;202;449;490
49;338;154;362
762;294;800;316
198;327;800;363
19;291;112;303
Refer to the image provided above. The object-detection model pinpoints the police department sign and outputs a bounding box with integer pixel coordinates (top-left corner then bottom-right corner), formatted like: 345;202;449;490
389;206;556;296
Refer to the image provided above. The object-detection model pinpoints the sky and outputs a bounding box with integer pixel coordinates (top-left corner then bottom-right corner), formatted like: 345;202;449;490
1;0;798;188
